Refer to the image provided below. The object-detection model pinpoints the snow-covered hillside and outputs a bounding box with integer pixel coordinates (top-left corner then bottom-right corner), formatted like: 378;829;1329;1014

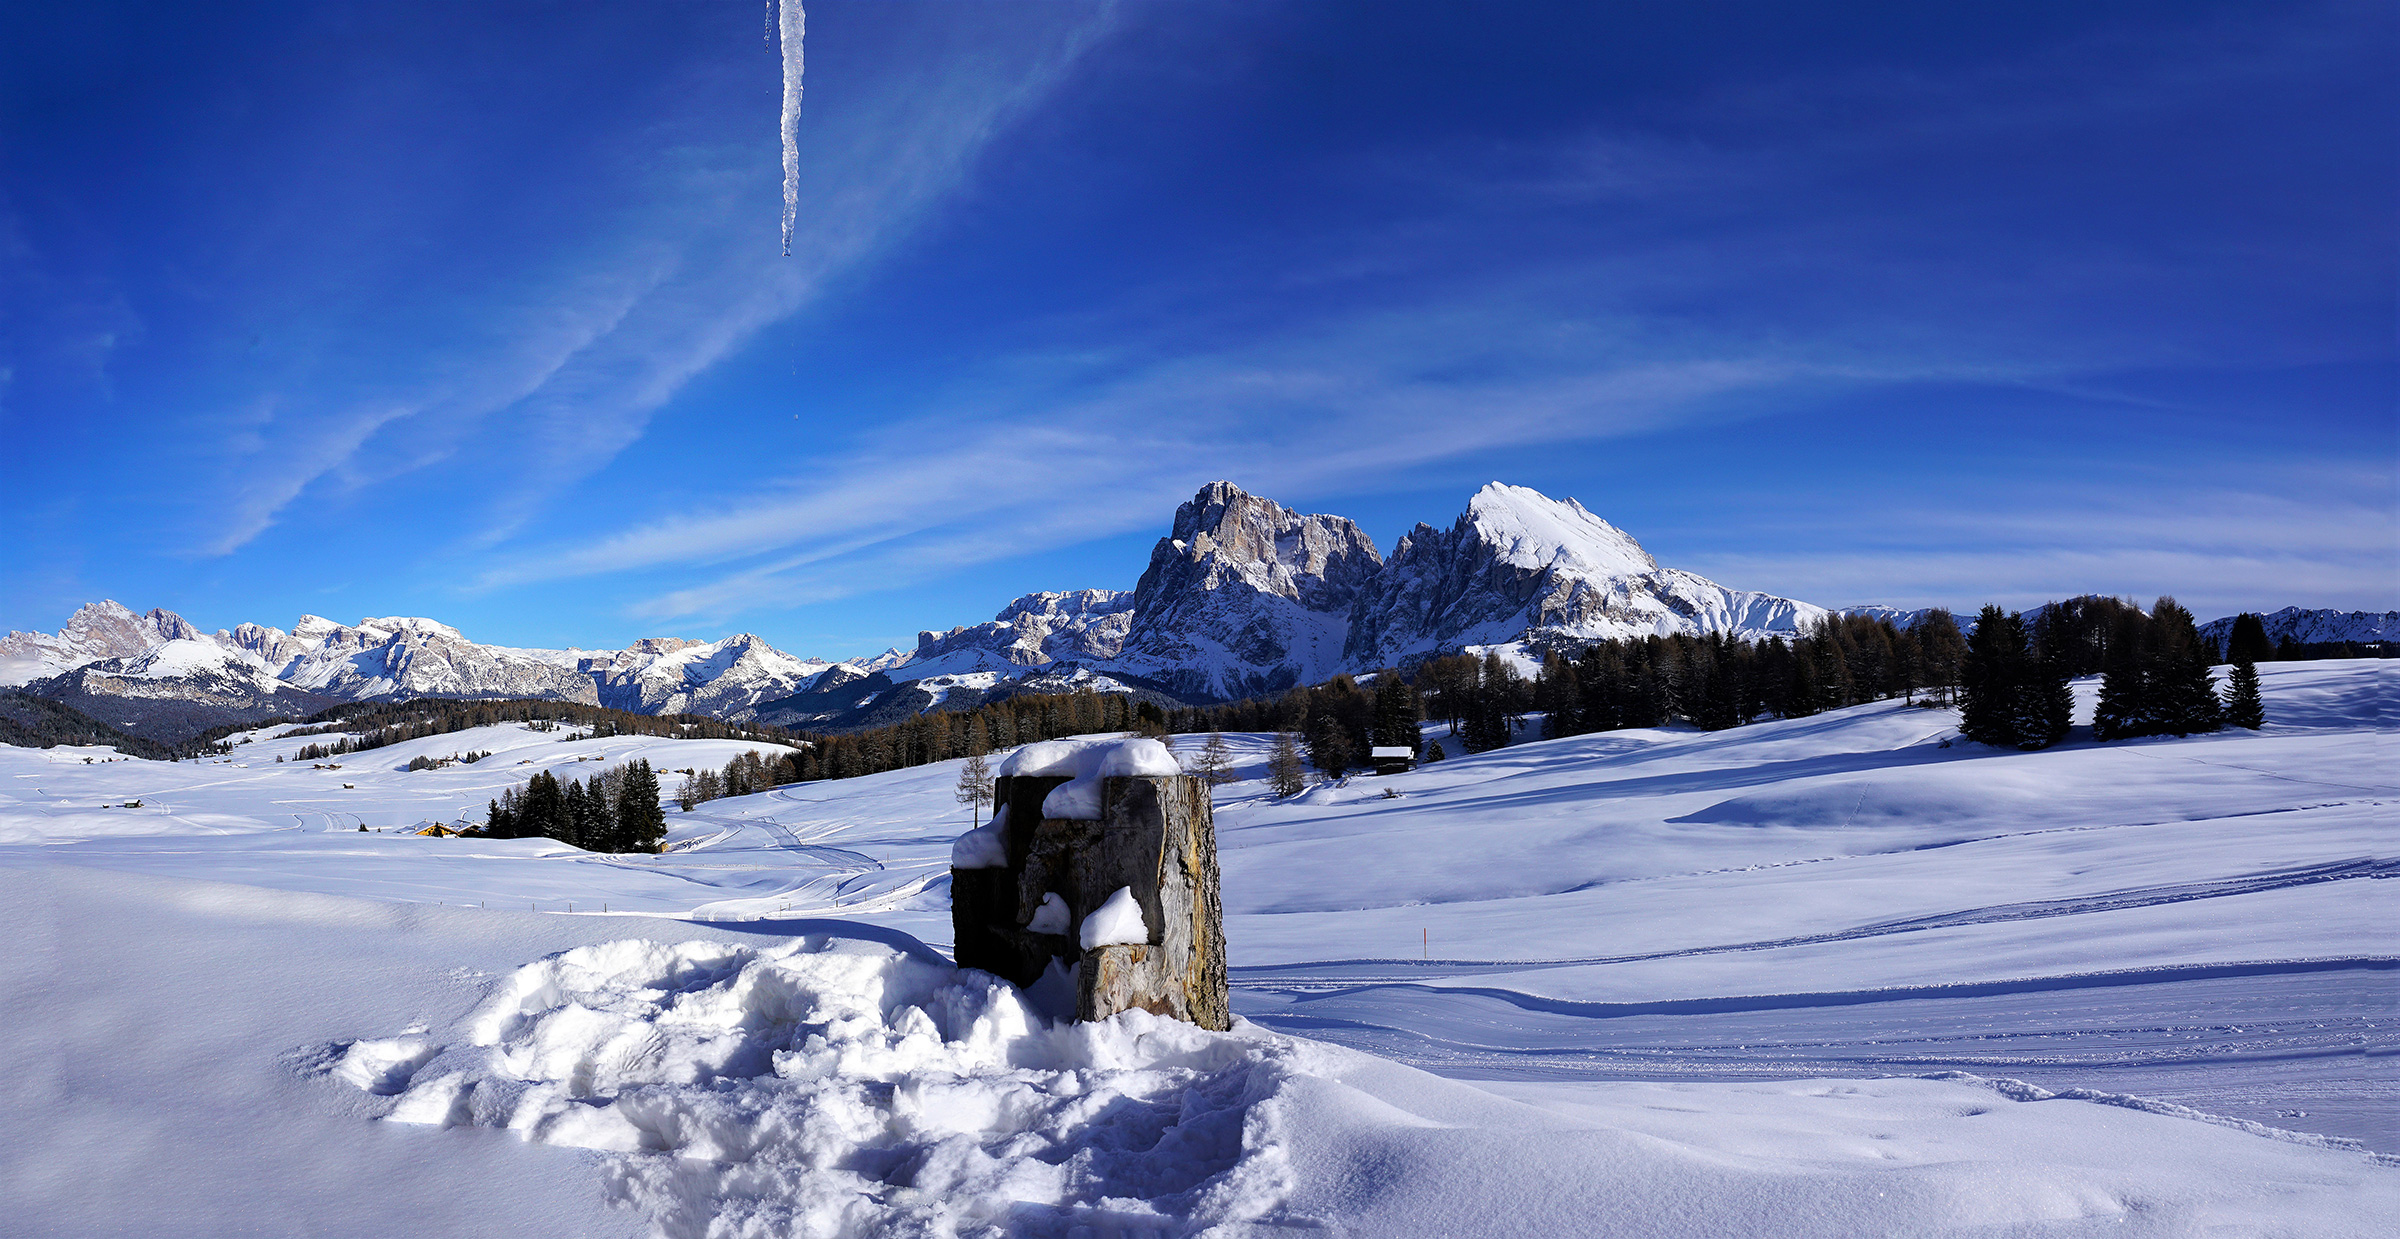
2;660;2390;1235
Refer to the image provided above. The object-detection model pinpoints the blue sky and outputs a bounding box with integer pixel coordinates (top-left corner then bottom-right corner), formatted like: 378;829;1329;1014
2;0;2390;658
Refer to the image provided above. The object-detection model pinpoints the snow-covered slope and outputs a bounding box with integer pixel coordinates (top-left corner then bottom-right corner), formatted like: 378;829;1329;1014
1344;482;1827;667
1;661;2390;1234
1104;481;1386;700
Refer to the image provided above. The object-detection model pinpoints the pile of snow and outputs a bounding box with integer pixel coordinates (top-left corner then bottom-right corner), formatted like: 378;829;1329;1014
949;805;1009;870
1081;886;1148;949
1001;737;1182;820
341;926;2395;1238
366;933;1302;1236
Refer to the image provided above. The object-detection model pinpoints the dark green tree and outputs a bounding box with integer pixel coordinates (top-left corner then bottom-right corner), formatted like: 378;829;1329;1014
518;769;565;841
2146;598;2223;736
2092;606;2151;740
1958;605;2028;747
1305;717;1356;778
1372;670;1422;747
2224;613;2274;665
2222;659;2266;730
613;760;668;853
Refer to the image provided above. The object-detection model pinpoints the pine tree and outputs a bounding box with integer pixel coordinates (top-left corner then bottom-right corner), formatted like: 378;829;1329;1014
2222;659;2266;729
2146;598;2223;736
2014;654;2074;749
519;770;565;841
1266;732;1307;797
561;779;591;848
613;760;668;853
2092;606;2150;740
1306;718;1355;779
1958;605;2027;746
1786;655;1820;718
955;751;994;825
2224;612;2274;665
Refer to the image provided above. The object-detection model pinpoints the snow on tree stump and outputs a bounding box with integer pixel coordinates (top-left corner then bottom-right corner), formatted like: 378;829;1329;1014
950;740;1230;1031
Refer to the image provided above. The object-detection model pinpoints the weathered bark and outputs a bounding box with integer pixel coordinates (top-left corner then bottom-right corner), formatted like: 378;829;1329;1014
950;771;1229;1030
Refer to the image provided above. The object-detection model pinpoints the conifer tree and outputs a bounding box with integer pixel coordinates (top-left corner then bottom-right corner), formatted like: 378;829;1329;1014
1266;732;1307;797
2092;606;2150;740
2146;598;2223;736
1786;655;1820;718
2222;658;2266;729
1915;609;1968;706
1958;605;2028;746
613;760;668;853
2224;613;2274;665
561;779;591;848
1306;718;1355;779
2015;654;2074;749
513;769;562;841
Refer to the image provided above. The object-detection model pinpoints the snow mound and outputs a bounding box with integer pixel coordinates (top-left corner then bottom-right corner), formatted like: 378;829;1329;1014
1003;738;1181;819
369;934;1305;1236
1082;886;1148;949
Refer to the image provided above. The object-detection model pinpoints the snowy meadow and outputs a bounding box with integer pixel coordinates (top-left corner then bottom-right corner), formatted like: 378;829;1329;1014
2;660;2392;1236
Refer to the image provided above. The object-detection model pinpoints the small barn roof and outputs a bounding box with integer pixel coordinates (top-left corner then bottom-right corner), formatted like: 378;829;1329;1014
1369;747;1416;758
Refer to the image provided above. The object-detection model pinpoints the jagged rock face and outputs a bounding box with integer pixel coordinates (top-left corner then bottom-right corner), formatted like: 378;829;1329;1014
0;601;197;686
1344;483;1825;668
913;590;1134;670
1110;482;1383;700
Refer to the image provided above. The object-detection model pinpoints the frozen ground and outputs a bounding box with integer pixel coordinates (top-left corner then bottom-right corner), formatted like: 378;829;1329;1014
1;660;2392;1235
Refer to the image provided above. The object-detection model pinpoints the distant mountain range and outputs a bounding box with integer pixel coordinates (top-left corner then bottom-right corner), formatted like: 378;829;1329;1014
4;481;2382;740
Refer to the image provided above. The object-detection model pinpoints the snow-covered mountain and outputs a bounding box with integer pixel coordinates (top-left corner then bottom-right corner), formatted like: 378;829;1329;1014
0;604;907;737
0;482;1845;731
1344;483;1825;668
579;632;879;717
2198;606;2397;651
61;481;2367;734
23;638;340;738
1103;482;1386;700
907;590;1134;677
0;602;202;685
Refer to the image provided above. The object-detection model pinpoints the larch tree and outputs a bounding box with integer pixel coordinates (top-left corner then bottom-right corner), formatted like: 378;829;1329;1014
955;751;994;825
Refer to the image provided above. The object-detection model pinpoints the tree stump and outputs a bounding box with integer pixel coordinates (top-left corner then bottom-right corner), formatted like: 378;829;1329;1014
952;770;1230;1031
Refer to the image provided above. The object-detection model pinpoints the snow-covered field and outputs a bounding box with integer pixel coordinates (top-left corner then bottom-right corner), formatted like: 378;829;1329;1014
3;661;2392;1235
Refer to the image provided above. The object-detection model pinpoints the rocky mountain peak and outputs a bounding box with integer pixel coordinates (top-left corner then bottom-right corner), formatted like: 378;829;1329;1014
1139;482;1383;614
1461;482;1656;577
1114;483;1384;700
